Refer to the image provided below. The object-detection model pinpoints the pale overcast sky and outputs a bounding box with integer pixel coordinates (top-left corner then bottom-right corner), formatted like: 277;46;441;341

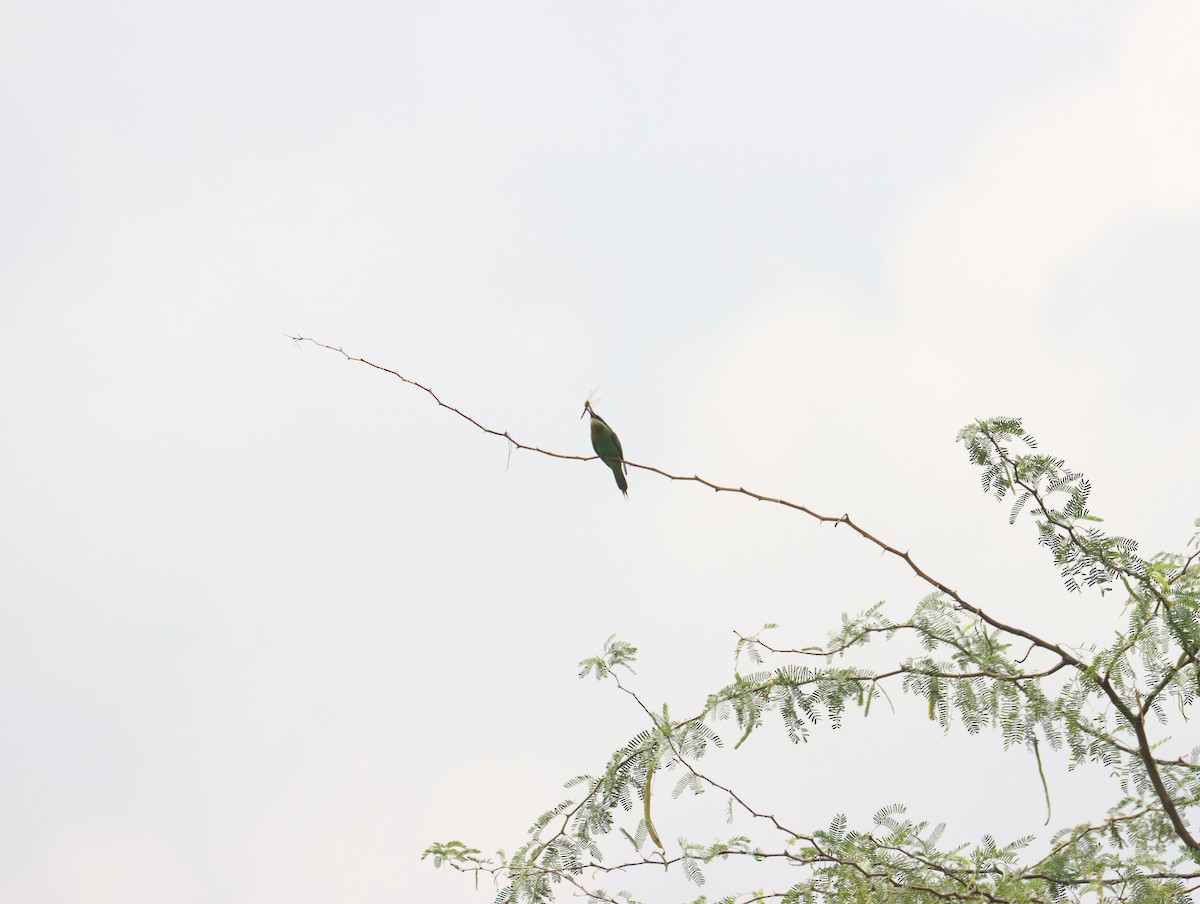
3;2;1199;902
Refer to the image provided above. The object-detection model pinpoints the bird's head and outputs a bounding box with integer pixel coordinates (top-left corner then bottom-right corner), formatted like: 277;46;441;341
582;388;601;420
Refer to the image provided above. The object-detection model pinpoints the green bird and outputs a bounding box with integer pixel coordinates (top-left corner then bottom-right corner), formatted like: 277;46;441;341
582;400;628;496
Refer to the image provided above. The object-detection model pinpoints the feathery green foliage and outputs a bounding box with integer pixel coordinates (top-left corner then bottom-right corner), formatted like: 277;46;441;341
426;417;1200;903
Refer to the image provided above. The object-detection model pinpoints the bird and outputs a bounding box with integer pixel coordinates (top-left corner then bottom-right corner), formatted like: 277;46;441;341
582;400;628;496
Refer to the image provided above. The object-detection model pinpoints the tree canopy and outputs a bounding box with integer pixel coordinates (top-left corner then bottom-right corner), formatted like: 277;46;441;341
292;339;1200;903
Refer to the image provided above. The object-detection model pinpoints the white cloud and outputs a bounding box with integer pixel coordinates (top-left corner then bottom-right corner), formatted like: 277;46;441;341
680;0;1200;665
892;0;1200;329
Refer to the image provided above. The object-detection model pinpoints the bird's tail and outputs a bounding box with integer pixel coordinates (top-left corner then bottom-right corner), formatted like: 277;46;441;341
612;465;628;496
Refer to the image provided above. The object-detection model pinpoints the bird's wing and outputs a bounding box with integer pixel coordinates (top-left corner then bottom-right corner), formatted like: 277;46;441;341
611;431;627;474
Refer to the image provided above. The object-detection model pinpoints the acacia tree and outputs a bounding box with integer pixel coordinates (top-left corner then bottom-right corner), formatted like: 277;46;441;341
294;338;1200;903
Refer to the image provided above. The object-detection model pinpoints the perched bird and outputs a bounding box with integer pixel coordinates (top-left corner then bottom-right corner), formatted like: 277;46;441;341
582;400;628;496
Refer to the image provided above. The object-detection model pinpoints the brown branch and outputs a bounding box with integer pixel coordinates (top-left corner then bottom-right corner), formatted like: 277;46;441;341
455;847;1200;904
741;630;1071;682
288;336;592;463
736;623;918;658
290;337;1074;661
1171;546;1200;586
1141;656;1189;720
